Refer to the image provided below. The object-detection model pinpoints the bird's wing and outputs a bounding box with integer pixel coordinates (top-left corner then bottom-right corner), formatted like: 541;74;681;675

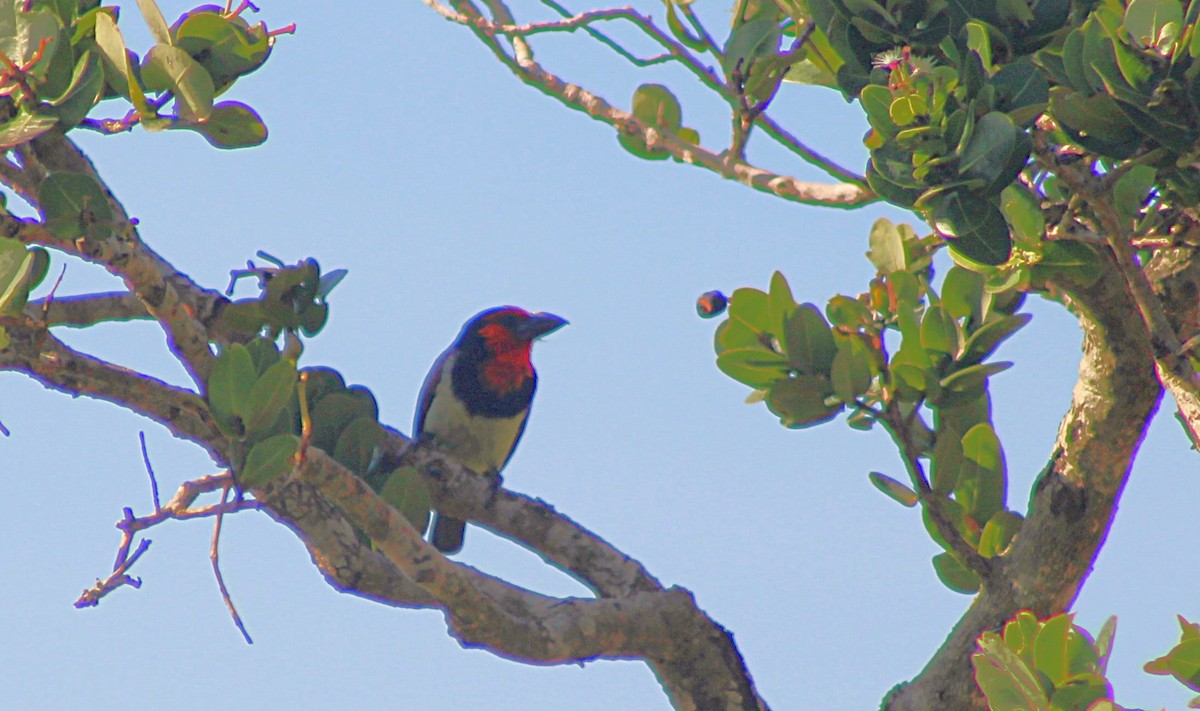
414;347;454;436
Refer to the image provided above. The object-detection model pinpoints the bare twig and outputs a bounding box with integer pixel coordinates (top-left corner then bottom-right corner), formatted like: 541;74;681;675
75;533;151;608
76;473;256;608
139;431;162;513
211;483;254;644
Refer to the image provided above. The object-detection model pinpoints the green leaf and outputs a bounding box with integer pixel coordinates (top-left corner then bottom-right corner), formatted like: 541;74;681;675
717;347;789;388
378;466;433;535
921;304;958;356
310;391;376;453
1003;610;1043;661
825;294;873;330
932;191;1013;267
0;110;58;149
1000;183;1045;247
134;0;172;46
767;270;796;337
665;1;707;51
239;433;299;487
1112;164;1156;222
889;94;927;126
722;17;780;83
783;304;836;376
333;415;386;476
974;630;1050;711
1048;678;1110;710
93;11;151;116
37;171;113;240
958;112;1018;187
0;238;33;315
174;97;267;147
765;375;841;428
141;44;215;121
965;20;993;71
931;424;964;494
728;286;770;334
960;313;1032;366
867;217;906;274
173;10;271;90
207;342;256;425
1125;0;1183;49
868;471;918;506
47;50;105;130
1032;241;1103;285
932;551;981;593
860;84;898;137
243;357;297;438
942;266;984;323
956;422;1007;524
1094;616;1117;675
831;334;873;401
243;336;280;376
300;366;347;413
0;7;58;74
1034;613;1077;686
988;59;1049;127
630;83;683;129
978;509;1023;557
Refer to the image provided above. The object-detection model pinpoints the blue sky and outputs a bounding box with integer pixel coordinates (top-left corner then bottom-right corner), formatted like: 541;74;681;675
2;2;1197;709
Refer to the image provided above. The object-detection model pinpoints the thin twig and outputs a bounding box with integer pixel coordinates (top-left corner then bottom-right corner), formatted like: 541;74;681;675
212;483;253;644
40;264;67;322
139;431;162;513
75;529;151;607
74;473;258;608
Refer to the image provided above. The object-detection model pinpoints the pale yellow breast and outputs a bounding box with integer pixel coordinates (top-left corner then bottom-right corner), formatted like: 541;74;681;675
421;359;527;474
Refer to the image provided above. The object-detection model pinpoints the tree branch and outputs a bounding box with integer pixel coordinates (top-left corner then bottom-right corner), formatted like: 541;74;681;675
22;132;226;385
886;249;1162;710
1042;139;1200;448
25;291;150;326
425;0;871;204
0;317;226;460
292;446;767;711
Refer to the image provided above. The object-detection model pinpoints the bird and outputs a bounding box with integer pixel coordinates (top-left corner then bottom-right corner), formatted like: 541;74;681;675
414;306;567;553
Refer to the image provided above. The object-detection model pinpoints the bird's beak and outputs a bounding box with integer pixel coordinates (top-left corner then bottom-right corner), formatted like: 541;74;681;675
519;312;568;340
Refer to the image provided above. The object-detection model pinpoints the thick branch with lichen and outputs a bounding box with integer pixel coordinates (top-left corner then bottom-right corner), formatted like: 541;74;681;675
886;251;1162;711
293;446;765;711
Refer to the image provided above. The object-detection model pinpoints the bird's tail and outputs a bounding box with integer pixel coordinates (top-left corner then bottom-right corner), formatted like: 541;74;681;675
431;513;466;554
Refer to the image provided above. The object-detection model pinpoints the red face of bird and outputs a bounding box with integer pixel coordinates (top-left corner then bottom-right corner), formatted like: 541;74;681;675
461;307;567;395
468;307;568;356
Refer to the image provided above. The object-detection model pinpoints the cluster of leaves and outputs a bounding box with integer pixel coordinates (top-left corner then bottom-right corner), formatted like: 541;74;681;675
708;218;1031;592
805;0;1065;266
973;611;1124;711
219;254;345;340
0;0;275;150
617;83;700;160
207;347;431;535
1145;615;1200;707
1038;0;1200;204
204;259;429;535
